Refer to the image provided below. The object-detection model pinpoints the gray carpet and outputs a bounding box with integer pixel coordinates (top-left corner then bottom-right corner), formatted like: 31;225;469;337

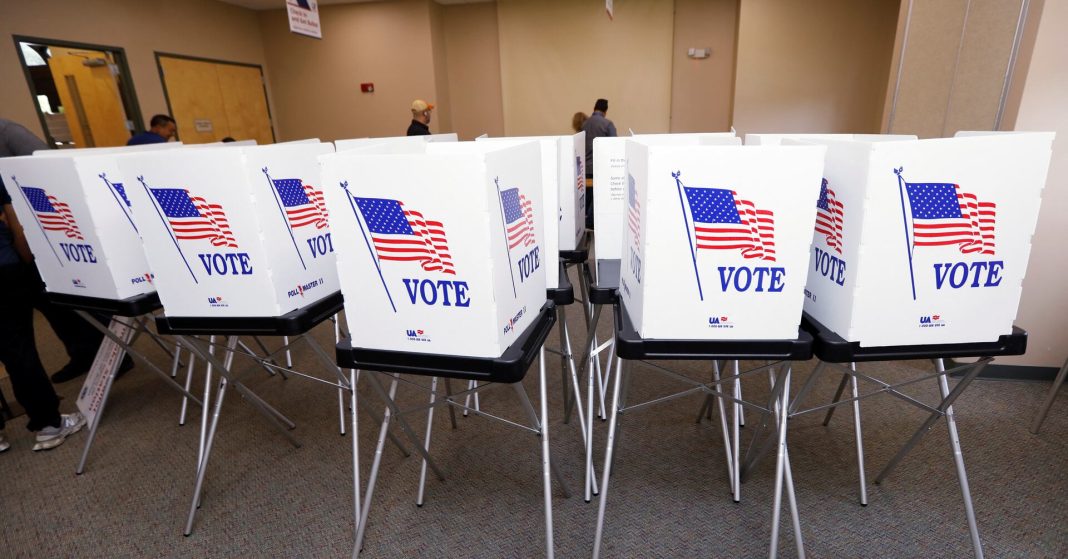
1;279;1065;558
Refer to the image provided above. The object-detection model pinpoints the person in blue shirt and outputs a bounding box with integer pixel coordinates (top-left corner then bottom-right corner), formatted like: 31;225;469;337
127;114;177;145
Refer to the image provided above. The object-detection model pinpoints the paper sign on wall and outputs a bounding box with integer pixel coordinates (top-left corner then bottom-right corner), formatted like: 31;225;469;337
287;0;322;39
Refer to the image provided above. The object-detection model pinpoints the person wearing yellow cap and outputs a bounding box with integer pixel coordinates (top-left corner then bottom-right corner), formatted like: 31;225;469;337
407;99;435;136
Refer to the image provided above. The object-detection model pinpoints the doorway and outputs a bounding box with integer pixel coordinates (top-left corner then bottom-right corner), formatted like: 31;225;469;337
13;36;143;148
156;53;275;145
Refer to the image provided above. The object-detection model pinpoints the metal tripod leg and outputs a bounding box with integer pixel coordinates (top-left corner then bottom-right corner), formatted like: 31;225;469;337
848;364;868;506
941;358;984;559
336;317;347;436
443;379;459;428
537;346;556;558
822;371;851;426
350;369;360;543
592;358;627;559
768;366;797;559
1031;355;1068;434
513;382;571;499
873;358;989;559
354;374;399;555
416;377;438;506
711;361;735;491
364;373;446;481
179;335;301;447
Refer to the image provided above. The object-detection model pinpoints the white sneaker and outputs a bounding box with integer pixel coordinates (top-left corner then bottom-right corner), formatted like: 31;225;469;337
0;431;9;452
33;412;86;451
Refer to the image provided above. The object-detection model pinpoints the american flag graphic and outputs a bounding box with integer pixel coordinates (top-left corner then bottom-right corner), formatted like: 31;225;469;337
21;187;83;240
905;182;995;255
627;175;640;245
684;185;776;261
272;178;329;229
355;197;455;275
814;178;844;254
500;187;535;249
112;182;132;207
150;188;238;248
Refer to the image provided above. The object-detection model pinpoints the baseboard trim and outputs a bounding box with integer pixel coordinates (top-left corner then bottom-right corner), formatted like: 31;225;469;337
951;363;1060;381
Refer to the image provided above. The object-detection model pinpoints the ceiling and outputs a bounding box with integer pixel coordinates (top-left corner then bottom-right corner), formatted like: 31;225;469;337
218;0;491;10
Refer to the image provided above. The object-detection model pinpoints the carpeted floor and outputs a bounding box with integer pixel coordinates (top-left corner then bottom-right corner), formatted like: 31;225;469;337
0;278;1065;558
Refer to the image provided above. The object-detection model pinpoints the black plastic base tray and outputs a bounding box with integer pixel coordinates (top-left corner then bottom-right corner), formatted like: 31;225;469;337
547;264;575;305
48;291;162;317
337;302;557;384
155;291;344;336
614;303;813;361
584;259;620;305
559;235;589;265
801;313;1027;363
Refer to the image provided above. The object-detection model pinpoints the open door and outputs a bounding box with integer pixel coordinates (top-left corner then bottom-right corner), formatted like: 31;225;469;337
14;37;142;148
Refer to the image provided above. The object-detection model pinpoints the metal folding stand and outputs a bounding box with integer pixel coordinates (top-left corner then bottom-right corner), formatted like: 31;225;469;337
154;291;352;536
47;292;202;474
791;313;1028;559
592;301;813;559
1030;354;1068;434
336;303;567;558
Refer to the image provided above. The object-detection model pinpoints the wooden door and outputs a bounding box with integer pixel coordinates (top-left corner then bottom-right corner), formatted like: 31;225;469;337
159;55;274;145
48;47;130;147
217;64;274;145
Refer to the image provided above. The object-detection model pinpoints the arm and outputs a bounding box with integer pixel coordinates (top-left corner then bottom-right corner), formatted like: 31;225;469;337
607;121;618;137
2;203;34;263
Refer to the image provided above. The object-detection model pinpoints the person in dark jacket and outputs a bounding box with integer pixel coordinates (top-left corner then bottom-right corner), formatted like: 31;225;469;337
580;99;617;229
406;99;434;136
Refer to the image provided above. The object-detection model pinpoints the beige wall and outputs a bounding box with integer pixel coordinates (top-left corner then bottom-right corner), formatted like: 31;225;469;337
0;0;268;142
496;0;675;136
441;2;505;140
258;0;441;141
669;0;738;133
884;0;1028;138
428;1;453;134
732;0;899;137
997;0;1068;368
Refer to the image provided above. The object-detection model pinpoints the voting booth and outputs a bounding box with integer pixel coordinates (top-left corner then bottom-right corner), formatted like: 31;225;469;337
334;133;457;152
320;140;546;358
592;134;739;268
620;143;826;340
478;133;586;252
0;152;157;300
799;132;1053;347
117;142;340;317
744;133;917;145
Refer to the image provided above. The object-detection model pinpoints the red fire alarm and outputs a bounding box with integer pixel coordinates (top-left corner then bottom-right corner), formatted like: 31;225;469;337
360;83;374;93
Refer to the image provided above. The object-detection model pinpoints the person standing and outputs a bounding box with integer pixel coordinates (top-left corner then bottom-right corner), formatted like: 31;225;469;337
127;114;176;145
406;99;434;136
580;99;617;229
0;118;107;384
0;178;86;451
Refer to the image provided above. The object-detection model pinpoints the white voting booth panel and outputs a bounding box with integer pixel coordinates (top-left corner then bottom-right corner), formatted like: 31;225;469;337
621;143;826;340
592;134;739;268
340;138;559;289
478;133;586;251
319;141;546;358
0;154;155;299
334;134;456;153
31;143;184;157
800;133;1053;346
117;142;340;317
745;133;917;146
